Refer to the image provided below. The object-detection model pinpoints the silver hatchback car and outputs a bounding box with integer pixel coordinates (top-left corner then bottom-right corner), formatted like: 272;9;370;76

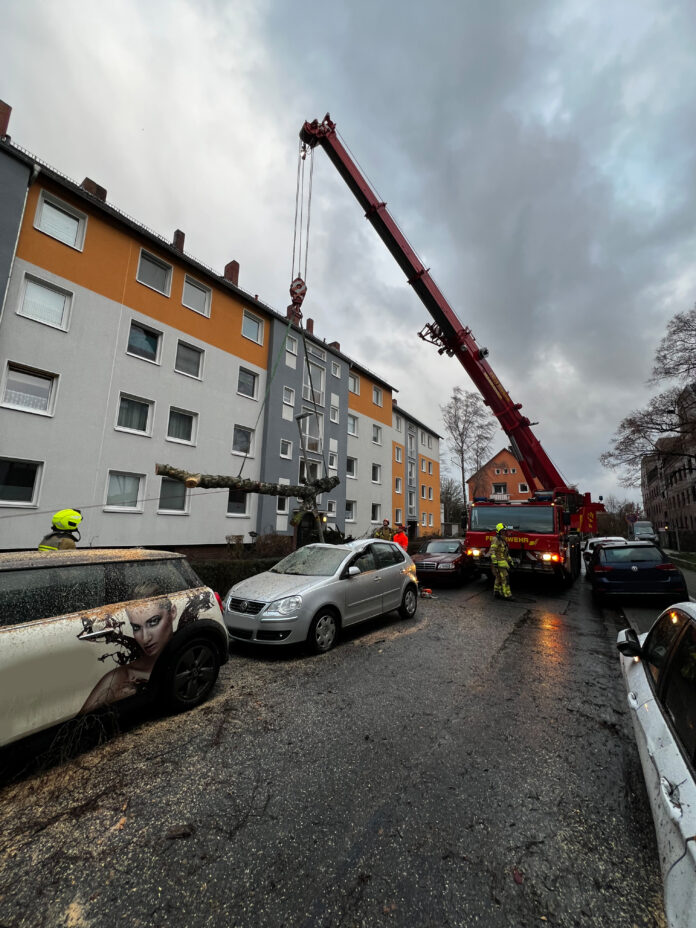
223;539;419;653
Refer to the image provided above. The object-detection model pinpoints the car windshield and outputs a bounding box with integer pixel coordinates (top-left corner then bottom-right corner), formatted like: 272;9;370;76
422;541;460;554
469;506;555;534
270;546;347;577
603;546;661;564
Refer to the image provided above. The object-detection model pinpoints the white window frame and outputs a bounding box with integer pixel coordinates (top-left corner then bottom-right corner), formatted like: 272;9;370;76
327;499;337;517
307;343;326;361
428;461;433;475
0;456;43;507
428;487;433;501
166;406;198;445
345;500;356;522
421;459;427;472
420;430;426;446
174;340;204;379
2;363;58;416
330;405;339;424
373;386;383;407
328;451;337;470
302;361;325;406
348;373;360;395
421;484;427;499
127;320;162;365
35;190;87;250
242;310;264;345
105;471;145;512
371;503;381;523
227;488;249;518
182;275;211;317
395;446;402;463
136;249;173;297
276;493;289;515
283;386;295;407
299;459;322;484
18;275;72;331
347;414;358;437
280;438;293;459
395;477;402;494
232;425;255;457
331;361;341;378
395;508;403;524
428;513;434;527
346;457;358;479
157;476;190;514
372;424;382;445
422;513;427;526
394;415;402;432
519;483;529;493
237;367;258;400
371;463;381;484
115;393;154;436
428;435;432;449
286;334;298;356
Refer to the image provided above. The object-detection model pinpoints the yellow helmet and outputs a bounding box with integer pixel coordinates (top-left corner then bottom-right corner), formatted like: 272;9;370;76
496;522;505;532
52;508;82;531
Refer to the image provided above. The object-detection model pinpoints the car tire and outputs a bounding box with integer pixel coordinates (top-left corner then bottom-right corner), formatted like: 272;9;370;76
307;609;339;654
159;637;220;713
399;584;418;619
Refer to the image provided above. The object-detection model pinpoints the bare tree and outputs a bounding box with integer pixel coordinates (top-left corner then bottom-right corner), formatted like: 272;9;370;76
440;476;465;524
440;388;496;501
650;303;696;385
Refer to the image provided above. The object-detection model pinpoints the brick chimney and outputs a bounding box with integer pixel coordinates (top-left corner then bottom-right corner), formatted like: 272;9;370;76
328;340;340;351
306;318;314;335
80;178;107;201
172;229;185;251
224;260;239;286
0;100;11;139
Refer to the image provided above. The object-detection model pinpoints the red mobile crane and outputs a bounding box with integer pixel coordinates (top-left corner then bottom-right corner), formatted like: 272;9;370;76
300;114;603;584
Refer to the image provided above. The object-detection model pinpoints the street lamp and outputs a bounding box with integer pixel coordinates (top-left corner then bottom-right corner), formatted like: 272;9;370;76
295;412;324;543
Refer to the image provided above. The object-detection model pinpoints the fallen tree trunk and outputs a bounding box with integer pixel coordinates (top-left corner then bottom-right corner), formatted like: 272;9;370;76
155;463;340;500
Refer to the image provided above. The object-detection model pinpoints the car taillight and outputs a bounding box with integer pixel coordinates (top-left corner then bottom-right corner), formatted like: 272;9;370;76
656;563;677;572
592;565;614;574
214;591;224;612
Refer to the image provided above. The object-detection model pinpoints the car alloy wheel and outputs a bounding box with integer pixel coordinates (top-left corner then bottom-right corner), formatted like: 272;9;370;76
164;638;220;711
308;610;338;654
399;585;418;619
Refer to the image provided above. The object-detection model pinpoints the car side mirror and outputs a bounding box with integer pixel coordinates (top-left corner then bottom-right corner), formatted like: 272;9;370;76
347;565;360;577
616;627;642;657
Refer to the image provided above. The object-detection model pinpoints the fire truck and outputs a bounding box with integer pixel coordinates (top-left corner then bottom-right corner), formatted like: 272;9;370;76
299;114;603;585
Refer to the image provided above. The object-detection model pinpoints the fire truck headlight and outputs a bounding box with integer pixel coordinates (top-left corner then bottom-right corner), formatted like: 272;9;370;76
467;548;481;557
541;553;552;561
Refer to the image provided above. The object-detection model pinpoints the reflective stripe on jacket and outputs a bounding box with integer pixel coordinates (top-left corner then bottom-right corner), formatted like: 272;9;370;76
489;535;510;567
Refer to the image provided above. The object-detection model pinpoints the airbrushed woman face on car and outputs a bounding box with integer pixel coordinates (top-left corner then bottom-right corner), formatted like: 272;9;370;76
128;599;175;662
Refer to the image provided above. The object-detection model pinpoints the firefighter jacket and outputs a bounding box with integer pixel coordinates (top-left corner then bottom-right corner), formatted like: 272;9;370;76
372;526;394;540
489;533;510;568
38;531;78;551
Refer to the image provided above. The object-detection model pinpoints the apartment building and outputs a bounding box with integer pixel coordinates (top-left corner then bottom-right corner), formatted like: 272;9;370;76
392;402;441;537
0;101;440;550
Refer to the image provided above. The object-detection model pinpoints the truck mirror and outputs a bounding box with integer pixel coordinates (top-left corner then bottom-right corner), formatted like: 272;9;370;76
563;512;571;526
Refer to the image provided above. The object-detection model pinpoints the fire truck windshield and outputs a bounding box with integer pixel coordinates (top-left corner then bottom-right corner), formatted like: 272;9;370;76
469;506;555;534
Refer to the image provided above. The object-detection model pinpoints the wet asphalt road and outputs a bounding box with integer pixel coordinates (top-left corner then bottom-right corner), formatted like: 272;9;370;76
0;575;666;928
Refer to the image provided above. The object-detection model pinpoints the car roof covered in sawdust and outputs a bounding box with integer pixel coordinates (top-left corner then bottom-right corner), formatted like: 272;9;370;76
0;548;186;572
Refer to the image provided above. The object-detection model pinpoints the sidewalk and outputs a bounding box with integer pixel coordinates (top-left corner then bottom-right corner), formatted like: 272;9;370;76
664;550;696;600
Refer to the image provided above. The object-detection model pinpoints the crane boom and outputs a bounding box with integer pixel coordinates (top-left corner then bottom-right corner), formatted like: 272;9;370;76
300;113;568;494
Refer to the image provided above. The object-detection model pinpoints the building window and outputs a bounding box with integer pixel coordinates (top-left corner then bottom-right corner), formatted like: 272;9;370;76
242;310;263;344
35;192;86;249
345;500;356;522
232;425;254;456
283;386;295;406
421;485;427;499
299;409;323;453
372;425;382;445
331;361;341;377
427;435;432;449
19;277;72;330
348;373;360;394
395;477;402;493
428;487;433;500
428;513;433;527
421;459;427;472
511;468;517;474
128;321;161;364
174;341;203;378
328;451;337;469
408;434;415;454
503;468;508;474
408;492;416;516
277;494;289;515
167;408;197;444
420;430;426;445
227;489;248;516
395;415;402;432
280;439;292;458
408;462;416;483
428;461;433;475
307;343;326;361
0;457;41;505
303;361;325;406
286;334;298;355
346;457;357;478
493;483;507;495
158;477;188;513
137;250;172;296
422;513;427;526
495;468;501;475
237;368;258;399
300;459;321;483
327;500;337;516
347;414;358;436
519;483;529;493
330;405;339;424
116;394;152;434
373;386;383;406
182;276;211;316
395;446;402;463
372;464;381;484
2;365;57;414
106;472;144;510
371;503;381;522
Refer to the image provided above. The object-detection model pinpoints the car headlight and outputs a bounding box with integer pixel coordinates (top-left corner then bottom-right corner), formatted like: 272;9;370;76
438;563;455;569
264;595;303;617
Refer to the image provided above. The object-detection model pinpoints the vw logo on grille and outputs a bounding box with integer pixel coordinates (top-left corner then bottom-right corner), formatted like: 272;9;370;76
238;600;249;612
631;566;638;572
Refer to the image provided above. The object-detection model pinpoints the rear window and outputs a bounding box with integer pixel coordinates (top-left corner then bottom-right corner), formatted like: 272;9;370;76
602;546;661;564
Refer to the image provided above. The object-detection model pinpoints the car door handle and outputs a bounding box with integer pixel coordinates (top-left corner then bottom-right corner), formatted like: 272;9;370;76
659;776;683;821
373;576;382;582
627;691;639;710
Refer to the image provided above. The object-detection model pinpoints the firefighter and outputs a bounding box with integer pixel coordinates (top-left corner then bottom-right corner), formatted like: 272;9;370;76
373;518;394;540
490;522;512;600
38;508;83;551
393;523;409;551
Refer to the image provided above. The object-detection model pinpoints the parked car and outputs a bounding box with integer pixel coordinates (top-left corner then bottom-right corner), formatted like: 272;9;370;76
0;549;229;749
582;535;628;577
410;538;478;585
617;604;696;927
587;541;688;605
223;539;418;654
629;520;659;544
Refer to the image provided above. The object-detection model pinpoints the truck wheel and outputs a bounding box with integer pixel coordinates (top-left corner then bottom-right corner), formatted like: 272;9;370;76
160;637;220;713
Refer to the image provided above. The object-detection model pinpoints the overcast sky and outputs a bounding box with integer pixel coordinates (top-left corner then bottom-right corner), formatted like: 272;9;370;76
3;0;696;505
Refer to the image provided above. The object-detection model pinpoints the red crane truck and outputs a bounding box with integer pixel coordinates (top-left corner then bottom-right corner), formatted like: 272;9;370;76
299;114;603;585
